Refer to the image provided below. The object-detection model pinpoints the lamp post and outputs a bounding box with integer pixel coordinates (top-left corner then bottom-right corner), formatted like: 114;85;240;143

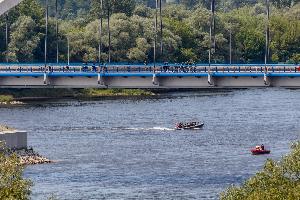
159;0;163;56
153;0;158;68
209;0;215;68
107;1;111;65
98;0;103;68
5;13;8;63
265;0;270;69
55;0;59;64
44;0;48;68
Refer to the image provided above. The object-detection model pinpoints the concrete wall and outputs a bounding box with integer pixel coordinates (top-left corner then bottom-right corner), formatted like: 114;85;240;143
0;0;23;16
0;131;27;149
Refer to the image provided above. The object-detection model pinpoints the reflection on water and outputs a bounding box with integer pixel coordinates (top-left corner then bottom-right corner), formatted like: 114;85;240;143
0;88;299;199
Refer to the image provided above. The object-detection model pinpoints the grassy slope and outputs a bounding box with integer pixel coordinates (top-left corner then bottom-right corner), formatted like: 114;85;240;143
0;89;155;102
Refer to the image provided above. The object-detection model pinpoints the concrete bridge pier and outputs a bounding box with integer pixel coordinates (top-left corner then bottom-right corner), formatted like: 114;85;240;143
152;74;159;86
0;130;27;149
0;0;23;16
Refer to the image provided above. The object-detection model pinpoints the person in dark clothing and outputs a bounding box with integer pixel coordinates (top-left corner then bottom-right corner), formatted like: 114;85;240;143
261;144;265;150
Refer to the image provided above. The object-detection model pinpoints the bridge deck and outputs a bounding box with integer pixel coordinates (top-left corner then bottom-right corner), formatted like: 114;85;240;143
0;63;300;88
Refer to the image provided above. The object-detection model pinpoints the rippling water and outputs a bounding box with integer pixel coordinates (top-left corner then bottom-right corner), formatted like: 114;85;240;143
0;88;299;199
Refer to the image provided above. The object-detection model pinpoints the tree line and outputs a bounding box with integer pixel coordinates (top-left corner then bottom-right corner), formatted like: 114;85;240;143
0;0;300;64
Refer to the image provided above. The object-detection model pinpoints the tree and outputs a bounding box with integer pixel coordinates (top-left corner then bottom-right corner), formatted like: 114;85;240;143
127;37;151;61
8;16;41;62
0;143;32;200
221;141;300;200
89;0;136;19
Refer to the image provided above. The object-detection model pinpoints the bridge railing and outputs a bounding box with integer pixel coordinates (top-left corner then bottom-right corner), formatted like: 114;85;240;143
0;63;299;74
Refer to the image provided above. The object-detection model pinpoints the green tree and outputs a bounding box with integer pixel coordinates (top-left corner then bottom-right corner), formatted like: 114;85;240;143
8;16;41;62
127;37;151;62
90;0;136;19
0;143;32;200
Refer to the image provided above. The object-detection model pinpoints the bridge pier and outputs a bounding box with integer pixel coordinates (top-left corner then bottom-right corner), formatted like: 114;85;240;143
152;74;159;86
264;73;270;86
0;0;23;16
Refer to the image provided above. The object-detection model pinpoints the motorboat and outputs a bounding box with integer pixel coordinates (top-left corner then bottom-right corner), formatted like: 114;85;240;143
175;122;204;130
251;146;270;155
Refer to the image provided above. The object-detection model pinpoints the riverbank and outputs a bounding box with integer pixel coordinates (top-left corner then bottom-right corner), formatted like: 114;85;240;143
16;148;53;165
1;125;52;165
0;89;155;104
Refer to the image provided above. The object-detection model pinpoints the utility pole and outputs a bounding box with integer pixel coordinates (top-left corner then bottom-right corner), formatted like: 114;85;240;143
55;0;59;64
107;1;111;65
209;0;215;67
67;37;70;66
154;0;158;68
5;13;8;63
159;0;163;56
44;0;48;68
98;0;103;67
265;0;270;68
229;28;232;66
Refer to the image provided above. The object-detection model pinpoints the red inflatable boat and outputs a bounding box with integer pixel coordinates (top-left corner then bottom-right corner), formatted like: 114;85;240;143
251;147;271;155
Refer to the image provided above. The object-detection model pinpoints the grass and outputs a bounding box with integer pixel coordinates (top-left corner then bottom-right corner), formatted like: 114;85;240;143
0;95;14;103
0;89;155;101
78;88;155;97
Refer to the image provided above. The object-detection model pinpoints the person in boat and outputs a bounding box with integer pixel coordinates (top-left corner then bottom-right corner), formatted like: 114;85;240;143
176;123;183;129
261;144;264;150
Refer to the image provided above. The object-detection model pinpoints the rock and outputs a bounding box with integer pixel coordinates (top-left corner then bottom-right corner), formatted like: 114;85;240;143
12;148;53;165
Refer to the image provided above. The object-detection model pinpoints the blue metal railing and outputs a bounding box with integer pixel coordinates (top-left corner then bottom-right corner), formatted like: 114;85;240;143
0;63;299;77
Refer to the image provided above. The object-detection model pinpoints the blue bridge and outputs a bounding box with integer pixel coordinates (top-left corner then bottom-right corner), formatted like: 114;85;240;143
1;1;299;88
0;63;300;88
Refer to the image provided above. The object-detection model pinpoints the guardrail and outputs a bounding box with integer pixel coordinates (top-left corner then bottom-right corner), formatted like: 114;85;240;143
0;64;299;74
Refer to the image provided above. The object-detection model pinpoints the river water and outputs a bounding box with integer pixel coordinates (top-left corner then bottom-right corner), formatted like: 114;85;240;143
0;88;299;199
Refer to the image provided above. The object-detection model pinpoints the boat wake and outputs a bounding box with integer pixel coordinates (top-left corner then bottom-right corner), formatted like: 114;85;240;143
114;127;174;131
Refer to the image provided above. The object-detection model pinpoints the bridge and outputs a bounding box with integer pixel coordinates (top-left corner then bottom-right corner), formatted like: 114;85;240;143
0;63;300;88
1;0;299;89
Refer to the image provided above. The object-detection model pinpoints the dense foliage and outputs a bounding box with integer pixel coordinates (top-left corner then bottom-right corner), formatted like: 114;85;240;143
221;141;300;200
0;0;299;64
0;143;32;200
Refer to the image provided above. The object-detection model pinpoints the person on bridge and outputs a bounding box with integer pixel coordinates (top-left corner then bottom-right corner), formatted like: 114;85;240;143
92;63;97;72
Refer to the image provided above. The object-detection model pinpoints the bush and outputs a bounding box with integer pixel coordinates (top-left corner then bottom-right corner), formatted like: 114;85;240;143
0;95;14;103
0;142;32;200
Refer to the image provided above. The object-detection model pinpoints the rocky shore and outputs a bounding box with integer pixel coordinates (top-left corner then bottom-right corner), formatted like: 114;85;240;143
0;100;24;105
16;148;53;165
13;148;53;165
1;125;53;165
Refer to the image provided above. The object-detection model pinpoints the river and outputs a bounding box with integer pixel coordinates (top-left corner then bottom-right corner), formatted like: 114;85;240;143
0;88;299;199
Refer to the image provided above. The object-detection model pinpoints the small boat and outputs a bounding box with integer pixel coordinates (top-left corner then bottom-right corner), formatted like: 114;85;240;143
175;122;204;130
251;145;270;155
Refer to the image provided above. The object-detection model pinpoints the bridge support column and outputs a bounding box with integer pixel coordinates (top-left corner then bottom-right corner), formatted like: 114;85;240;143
97;73;105;85
152;74;159;86
264;73;270;86
208;73;214;86
43;72;48;85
